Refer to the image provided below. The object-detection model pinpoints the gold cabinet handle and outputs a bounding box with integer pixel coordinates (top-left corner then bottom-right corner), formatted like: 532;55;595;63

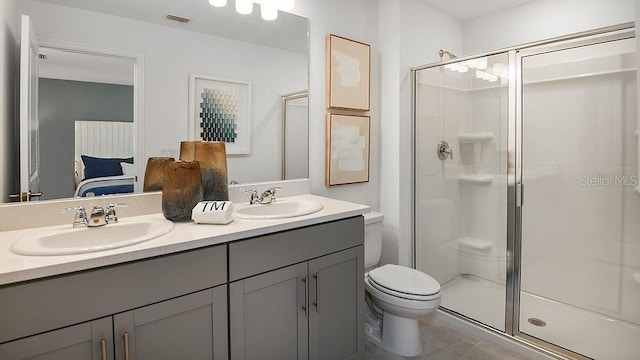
100;339;107;360
123;332;131;360
313;273;319;313
301;275;309;319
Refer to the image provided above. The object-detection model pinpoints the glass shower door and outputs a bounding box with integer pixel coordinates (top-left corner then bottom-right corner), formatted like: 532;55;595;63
519;37;639;359
414;52;510;331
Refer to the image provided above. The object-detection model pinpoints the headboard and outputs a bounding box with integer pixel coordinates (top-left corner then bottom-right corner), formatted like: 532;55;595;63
74;120;134;184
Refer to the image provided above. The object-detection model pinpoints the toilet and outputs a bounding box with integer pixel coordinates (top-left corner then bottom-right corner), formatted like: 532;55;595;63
363;212;441;357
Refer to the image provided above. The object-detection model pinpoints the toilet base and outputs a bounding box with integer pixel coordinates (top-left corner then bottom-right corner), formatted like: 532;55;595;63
381;311;422;357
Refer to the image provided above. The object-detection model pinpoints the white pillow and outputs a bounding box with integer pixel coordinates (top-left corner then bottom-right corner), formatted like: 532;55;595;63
121;162;135;176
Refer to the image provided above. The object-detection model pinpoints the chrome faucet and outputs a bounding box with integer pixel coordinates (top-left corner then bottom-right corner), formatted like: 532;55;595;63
61;203;128;228
242;187;281;205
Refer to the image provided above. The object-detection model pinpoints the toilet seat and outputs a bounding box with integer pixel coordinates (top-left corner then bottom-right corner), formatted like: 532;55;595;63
367;264;440;301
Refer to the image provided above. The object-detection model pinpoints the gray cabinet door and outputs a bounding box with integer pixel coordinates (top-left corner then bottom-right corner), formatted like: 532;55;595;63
230;262;308;360
113;286;227;360
309;246;364;360
0;317;113;360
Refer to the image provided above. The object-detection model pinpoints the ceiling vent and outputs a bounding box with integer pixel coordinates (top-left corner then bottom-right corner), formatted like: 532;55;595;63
166;14;191;23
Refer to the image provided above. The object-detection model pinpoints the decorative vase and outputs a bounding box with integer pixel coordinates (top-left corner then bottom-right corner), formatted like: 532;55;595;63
180;141;229;201
143;157;174;192
161;160;203;222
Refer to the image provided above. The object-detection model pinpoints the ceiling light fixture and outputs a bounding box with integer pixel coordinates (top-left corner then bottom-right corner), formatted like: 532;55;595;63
235;0;254;14
209;0;295;20
208;0;227;7
260;4;278;20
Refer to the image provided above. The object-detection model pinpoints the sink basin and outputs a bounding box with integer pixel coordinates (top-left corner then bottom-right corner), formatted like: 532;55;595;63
234;199;323;220
10;218;175;256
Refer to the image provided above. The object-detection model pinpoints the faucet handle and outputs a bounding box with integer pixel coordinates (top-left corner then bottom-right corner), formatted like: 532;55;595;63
263;187;281;203
105;203;128;223
60;206;85;213
242;189;262;204
107;203;129;210
60;206;88;227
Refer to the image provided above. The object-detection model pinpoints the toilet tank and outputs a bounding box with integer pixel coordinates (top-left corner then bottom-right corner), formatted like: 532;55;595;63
364;211;384;269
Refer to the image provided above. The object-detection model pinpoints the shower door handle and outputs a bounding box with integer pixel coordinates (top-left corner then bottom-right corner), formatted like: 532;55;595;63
437;140;453;160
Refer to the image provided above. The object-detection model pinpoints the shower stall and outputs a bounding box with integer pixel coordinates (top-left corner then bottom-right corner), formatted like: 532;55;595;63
412;24;638;359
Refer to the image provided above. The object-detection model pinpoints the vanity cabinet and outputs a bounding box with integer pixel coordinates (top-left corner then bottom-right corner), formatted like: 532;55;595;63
0;317;113;360
0;245;228;360
113;286;227;360
0;214;365;360
0;288;226;360
229;217;364;360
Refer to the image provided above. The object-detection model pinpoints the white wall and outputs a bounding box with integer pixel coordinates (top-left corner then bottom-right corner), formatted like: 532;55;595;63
20;0;307;185
463;0;635;55
0;0;18;202
292;0;381;209
377;0;463;266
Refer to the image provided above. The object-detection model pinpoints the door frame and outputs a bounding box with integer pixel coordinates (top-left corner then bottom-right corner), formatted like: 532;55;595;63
37;37;145;193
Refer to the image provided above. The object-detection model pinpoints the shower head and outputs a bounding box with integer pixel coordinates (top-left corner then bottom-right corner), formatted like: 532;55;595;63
439;49;457;60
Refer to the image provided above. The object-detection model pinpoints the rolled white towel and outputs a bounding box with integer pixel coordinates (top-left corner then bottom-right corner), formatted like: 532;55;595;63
191;201;234;225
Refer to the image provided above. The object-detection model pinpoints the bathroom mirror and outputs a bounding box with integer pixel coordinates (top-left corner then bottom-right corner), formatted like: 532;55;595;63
4;0;309;203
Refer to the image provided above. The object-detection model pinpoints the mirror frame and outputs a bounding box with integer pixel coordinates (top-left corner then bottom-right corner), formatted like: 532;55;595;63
281;90;309;180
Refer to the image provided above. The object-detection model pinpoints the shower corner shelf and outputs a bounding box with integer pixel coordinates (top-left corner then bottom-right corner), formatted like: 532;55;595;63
457;174;494;185
456;237;493;251
458;132;494;143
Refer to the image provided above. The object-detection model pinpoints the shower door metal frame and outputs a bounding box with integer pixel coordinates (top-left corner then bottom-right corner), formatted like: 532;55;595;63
411;22;635;360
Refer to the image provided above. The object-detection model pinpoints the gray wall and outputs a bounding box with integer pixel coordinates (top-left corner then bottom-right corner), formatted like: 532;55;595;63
38;78;133;200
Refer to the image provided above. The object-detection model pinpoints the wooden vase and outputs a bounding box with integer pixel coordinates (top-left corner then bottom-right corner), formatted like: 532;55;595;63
180;141;229;201
161;160;203;222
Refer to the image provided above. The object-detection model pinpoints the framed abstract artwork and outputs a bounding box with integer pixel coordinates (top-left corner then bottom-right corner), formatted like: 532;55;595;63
326;34;371;111
189;74;251;155
326;114;370;186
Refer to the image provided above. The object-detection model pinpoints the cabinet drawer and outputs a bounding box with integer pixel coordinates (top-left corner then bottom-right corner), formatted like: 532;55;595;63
229;216;363;281
0;244;226;344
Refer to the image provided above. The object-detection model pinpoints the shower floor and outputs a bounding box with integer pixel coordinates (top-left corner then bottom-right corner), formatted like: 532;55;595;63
441;274;640;359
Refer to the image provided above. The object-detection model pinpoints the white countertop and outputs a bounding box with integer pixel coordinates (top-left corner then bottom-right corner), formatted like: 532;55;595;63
0;194;369;286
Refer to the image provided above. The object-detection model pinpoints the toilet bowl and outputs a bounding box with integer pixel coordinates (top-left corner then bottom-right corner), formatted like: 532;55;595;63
363;212;441;357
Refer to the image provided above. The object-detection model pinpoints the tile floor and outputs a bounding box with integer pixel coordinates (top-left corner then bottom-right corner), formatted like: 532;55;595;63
365;314;539;360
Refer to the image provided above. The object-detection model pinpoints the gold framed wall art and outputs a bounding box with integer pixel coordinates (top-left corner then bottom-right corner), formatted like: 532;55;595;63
326;34;370;111
325;114;370;186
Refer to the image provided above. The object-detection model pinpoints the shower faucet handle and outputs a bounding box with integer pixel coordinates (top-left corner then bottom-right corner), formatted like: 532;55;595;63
437;140;453;160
